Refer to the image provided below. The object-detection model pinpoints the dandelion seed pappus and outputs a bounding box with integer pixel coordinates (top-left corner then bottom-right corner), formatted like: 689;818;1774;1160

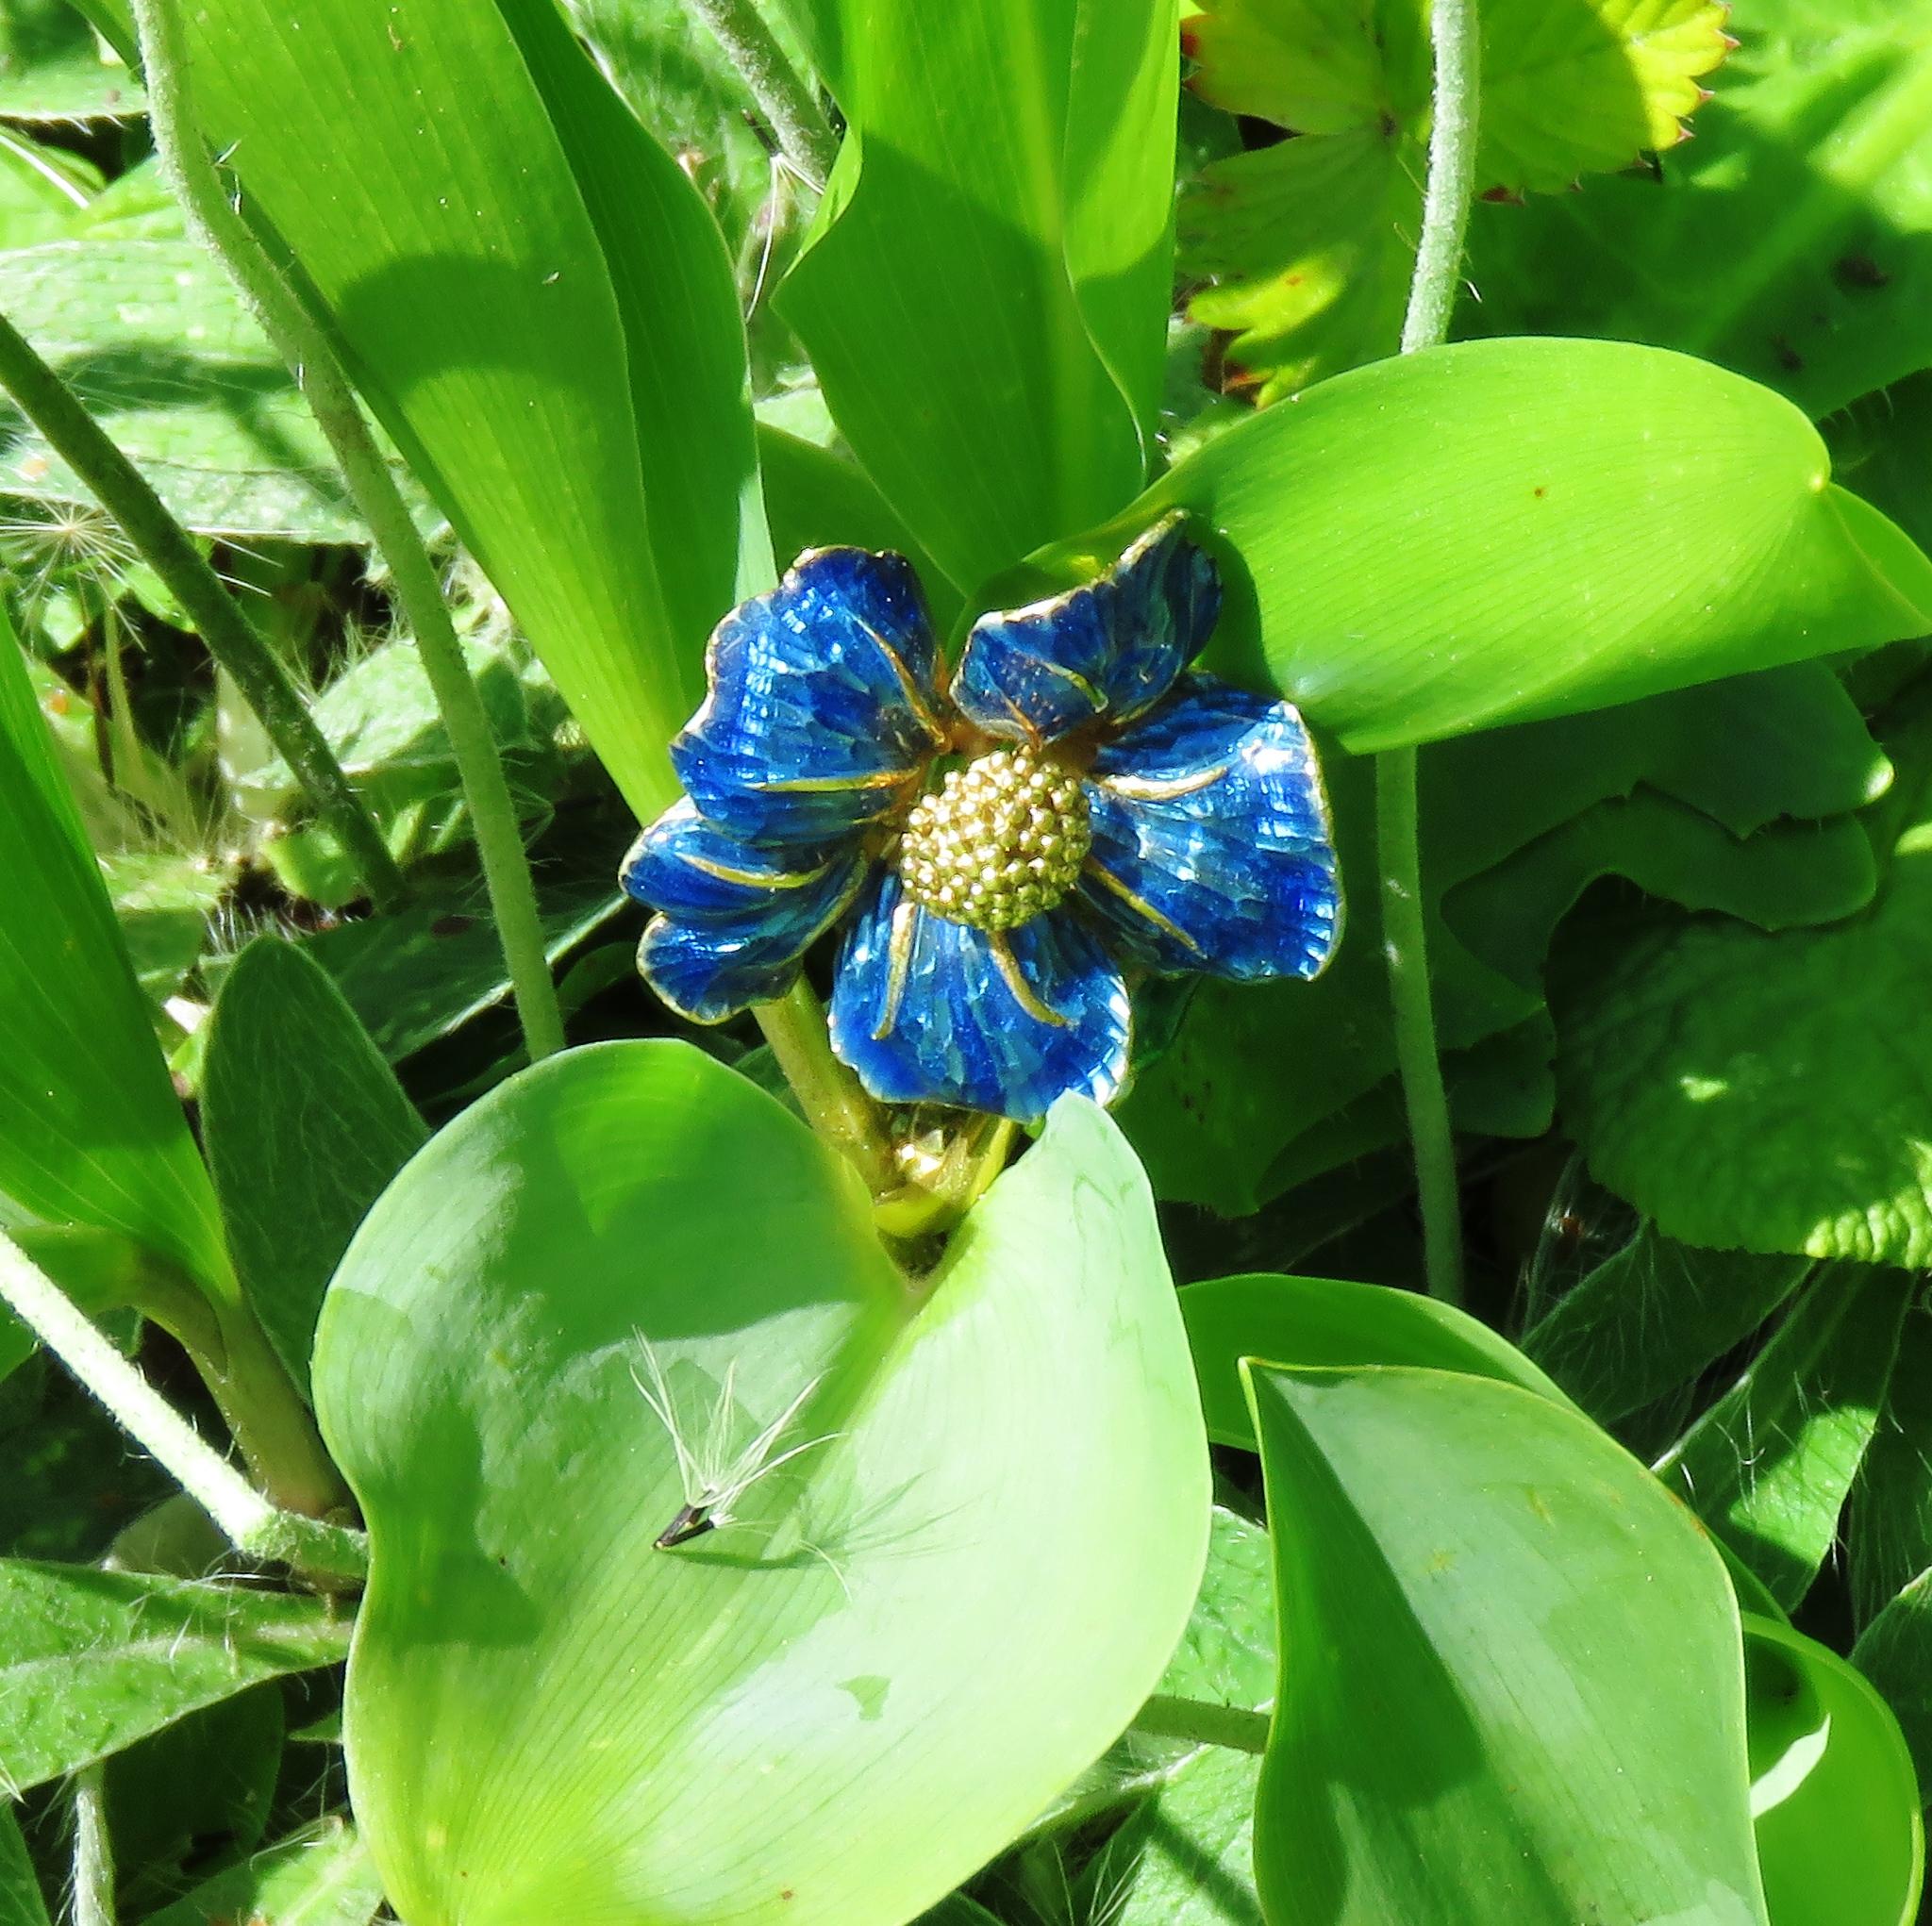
630;1336;839;1552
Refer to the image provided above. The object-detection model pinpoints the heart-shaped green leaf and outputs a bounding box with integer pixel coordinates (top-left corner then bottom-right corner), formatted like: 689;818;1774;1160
316;1043;1208;1925
1247;1362;1771;1924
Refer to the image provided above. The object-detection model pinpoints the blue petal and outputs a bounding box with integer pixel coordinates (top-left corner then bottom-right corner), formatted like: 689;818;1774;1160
1079;675;1341;980
623;800;868;1021
828;872;1131;1120
672;547;946;845
951;512;1221;744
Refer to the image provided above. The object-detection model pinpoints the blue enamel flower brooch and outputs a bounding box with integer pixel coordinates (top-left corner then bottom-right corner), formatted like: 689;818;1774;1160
621;513;1341;1120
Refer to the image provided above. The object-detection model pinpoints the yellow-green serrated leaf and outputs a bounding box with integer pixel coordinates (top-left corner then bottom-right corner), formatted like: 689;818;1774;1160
1181;0;1729;396
1479;0;1731;193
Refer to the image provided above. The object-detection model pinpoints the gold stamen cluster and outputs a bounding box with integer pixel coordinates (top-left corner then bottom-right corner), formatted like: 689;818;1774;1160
896;745;1091;931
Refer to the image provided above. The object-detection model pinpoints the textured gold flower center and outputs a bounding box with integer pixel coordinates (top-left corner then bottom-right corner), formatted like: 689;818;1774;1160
896;745;1091;931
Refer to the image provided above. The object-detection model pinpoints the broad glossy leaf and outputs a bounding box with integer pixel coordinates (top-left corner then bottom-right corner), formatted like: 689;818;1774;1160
316;1044;1208;1925
1181;0;1727;396
1465;1;1932;422
145;1817;385;1926
1656;1265;1914;1608
1557;721;1932;1267
202;938;426;1398
1092;338;1932;753
0;1803;47;1926
1524;1228;1812;1426
1249;1363;1770;1924
0;238;390;540
778;0;1174;590
1182;1270;1572;1450
0;1561;349;1792
1747;1614;1923;1925
0;611;228;1297
185;0;763;819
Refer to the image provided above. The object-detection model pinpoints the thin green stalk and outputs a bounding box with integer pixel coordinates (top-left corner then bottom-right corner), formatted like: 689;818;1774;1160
0;311;404;912
687;0;839;189
0;1233;369;1588
1379;0;1479;1307
133;0;565;1063
72;1768;116;1926
1129;1692;1271;1755
757;979;896;1194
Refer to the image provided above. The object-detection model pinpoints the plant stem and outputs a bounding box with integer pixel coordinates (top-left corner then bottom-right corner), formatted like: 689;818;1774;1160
1129;1692;1271;1755
0;1234;369;1588
0;311;405;913
687;0;839;190
132;0;565;1064
1379;0;1479;1308
756;979;895;1193
1399;0;1481;357
72;1768;116;1926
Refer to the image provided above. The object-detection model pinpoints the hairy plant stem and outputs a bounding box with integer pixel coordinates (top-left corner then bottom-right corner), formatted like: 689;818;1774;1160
687;0;839;189
1380;0;1479;1308
132;0;565;1064
757;980;896;1195
0;1234;369;1588
1129;1692;1271;1755
72;1768;116;1926
0;310;405;912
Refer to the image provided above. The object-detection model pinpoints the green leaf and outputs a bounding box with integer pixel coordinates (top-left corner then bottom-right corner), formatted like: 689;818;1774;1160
315;1043;1208;1925
202;938;426;1400
1850;1303;1932;1628
1853;1567;1932;1807
0;613;229;1299
1248;1362;1770;1924
1748;1614;1924;1924
1104;338;1932;753
0;0;141;120
1124;649;1892;1213
1181;1270;1572;1451
1464;2;1932;423
184;0;765;820
1180;0;1728;397
1524;1227;1812;1427
104;1685;282;1914
778;0;1175;589
299;854;623;1062
0;1562;350;1793
1088;1745;1263;1925
1042;1504;1275;1835
1656;1266;1915;1607
1557;713;1932;1268
144;1817;385;1926
0;240;396;542
757;423;959;627
0;1802;49;1926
